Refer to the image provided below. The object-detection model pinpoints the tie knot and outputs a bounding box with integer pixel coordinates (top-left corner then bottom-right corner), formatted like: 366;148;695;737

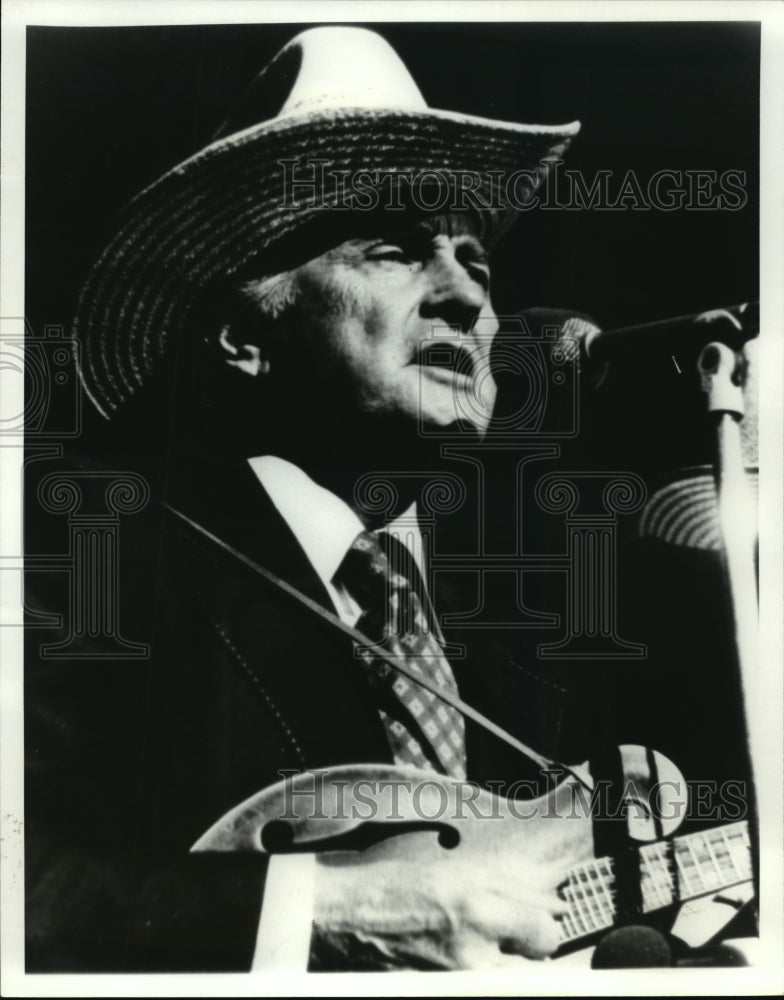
336;530;442;644
336;531;409;607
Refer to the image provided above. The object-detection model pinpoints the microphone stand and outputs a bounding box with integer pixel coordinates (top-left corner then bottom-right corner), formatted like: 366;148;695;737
697;340;760;902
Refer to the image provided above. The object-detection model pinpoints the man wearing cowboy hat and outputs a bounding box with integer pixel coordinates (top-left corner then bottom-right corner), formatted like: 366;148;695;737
25;26;590;972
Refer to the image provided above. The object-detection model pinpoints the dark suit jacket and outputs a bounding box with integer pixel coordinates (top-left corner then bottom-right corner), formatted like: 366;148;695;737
24;454;576;972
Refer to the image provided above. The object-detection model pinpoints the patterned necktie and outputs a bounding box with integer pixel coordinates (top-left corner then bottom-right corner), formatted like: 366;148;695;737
335;531;466;779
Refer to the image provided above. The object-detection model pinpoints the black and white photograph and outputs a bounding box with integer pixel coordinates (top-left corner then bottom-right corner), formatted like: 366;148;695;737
2;1;782;994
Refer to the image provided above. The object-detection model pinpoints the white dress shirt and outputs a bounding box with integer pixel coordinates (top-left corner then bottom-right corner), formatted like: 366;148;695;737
248;454;427;624
245;454;429;970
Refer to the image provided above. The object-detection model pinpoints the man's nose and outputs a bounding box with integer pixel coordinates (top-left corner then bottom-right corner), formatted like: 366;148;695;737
420;248;487;334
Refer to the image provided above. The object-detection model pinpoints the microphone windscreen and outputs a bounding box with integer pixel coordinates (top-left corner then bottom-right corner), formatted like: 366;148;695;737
591;925;673;969
496;308;601;350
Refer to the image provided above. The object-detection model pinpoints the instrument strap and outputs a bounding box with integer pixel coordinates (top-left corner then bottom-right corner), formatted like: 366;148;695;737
164;502;593;791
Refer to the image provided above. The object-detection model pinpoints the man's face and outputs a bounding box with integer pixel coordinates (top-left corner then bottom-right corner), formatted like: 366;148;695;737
243;213;499;437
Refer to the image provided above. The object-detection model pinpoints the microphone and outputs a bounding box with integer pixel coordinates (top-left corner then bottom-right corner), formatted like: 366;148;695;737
514;302;758;363
584;303;758;362
591;925;673;969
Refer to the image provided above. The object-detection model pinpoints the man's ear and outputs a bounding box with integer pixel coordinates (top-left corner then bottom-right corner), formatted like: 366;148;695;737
215;323;271;377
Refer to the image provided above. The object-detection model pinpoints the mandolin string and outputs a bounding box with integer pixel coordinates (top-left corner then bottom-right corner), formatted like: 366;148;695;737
164;502;594;792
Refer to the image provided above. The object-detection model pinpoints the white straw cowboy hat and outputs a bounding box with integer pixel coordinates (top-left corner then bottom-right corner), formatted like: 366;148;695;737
74;26;580;418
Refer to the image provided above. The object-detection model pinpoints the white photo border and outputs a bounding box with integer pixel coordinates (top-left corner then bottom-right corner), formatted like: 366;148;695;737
2;1;782;996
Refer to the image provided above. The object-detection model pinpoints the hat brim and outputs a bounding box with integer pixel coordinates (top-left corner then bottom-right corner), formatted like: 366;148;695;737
74;106;580;418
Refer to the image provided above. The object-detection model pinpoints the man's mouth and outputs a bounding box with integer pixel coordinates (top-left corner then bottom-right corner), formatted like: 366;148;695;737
413;343;476;382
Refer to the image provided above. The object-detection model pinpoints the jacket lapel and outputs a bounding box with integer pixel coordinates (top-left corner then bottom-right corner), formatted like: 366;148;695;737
161;459;394;769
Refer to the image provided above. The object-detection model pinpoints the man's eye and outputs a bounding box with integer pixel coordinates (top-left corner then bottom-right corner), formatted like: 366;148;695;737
366;244;412;262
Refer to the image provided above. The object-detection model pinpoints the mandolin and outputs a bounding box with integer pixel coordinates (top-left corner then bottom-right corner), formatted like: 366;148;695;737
192;748;754;964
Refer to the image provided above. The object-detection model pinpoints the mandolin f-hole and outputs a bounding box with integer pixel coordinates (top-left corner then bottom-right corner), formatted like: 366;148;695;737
260;817;462;854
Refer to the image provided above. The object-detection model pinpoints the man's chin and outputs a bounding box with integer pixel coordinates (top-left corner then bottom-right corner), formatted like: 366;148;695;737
350;410;482;467
416;414;488;442
417;394;494;438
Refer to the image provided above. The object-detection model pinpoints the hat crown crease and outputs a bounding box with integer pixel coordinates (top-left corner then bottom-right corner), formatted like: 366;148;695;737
217;27;427;141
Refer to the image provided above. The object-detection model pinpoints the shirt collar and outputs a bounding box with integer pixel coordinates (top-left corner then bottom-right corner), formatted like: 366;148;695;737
247;455;425;590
